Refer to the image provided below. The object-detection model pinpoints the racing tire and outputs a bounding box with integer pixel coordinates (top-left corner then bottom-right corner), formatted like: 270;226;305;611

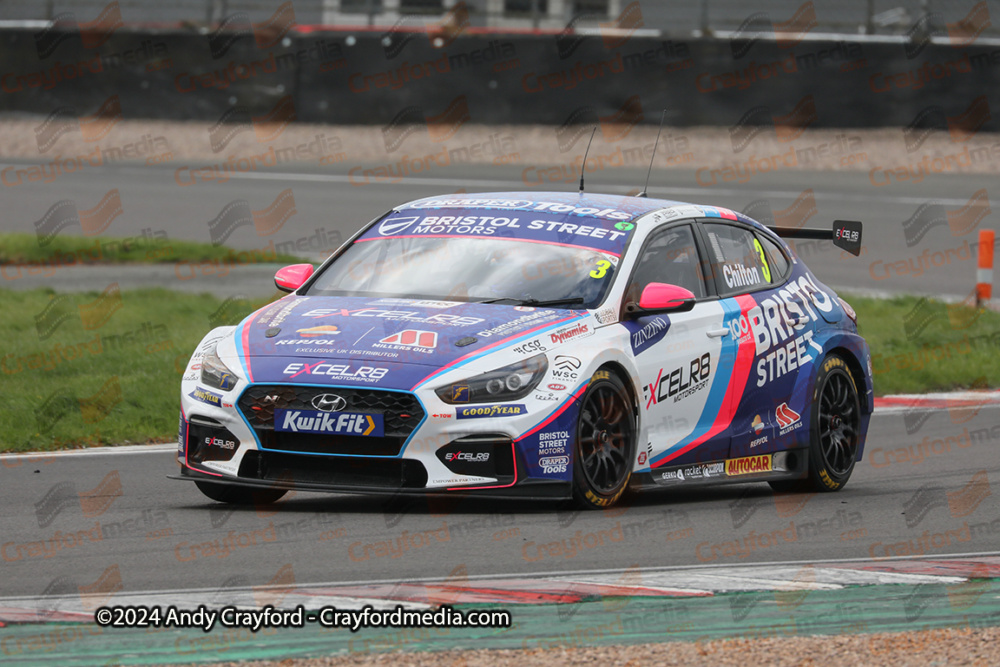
572;370;637;510
769;354;860;494
194;480;287;505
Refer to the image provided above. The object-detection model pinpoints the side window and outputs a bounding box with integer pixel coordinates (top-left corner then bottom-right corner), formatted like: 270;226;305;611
702;223;773;296
755;232;790;282
626;225;706;302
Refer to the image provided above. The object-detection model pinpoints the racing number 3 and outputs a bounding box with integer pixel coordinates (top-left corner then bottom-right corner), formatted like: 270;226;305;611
590;260;612;279
753;238;772;283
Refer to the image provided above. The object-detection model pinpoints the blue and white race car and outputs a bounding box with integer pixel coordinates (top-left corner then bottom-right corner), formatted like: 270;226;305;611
173;192;872;509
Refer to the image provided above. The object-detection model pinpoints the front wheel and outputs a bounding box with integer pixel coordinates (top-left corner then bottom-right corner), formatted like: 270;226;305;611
572;370;637;510
195;480;287;505
770;354;860;493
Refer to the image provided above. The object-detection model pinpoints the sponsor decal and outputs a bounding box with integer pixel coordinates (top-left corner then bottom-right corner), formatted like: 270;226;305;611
595;307;617;324
539;455;569;474
733;274;832;387
513;306;536;312
539;430;570;455
404;198;535;210
297;325;339;338
551;354;582;380
371;298;459;308
547;383;567;391
637;451;647;465
445;451;490;462
456;404;527;419
258;297;304;327
726;454;773;476
477;309;557;337
374;329;438;353
274;409;384;436
450;385;470;402
204;436;236;450
703;462;725;476
437;442;496;478
549;322;590;344
282;362;388;383
178;413;185;458
303;308;484;327
625;316;670;356
776;402;803;435
429;477;493;485
402;198;632;220
364;207;633;252
657;461;724;484
378;216;421;236
644;353;711;409
752;415;764;433
750;434;769;448
512;339;547;355
189;387;223;407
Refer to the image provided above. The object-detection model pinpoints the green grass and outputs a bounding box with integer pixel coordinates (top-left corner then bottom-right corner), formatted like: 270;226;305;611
0;290;996;452
0;232;304;265
0;288;278;453
847;293;1000;396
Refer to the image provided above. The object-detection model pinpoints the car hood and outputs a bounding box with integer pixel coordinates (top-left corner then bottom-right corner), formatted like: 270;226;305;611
233;295;588;390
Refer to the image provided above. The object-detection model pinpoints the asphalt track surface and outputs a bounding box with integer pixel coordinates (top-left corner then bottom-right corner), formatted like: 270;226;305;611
2;405;998;599
1;160;996;299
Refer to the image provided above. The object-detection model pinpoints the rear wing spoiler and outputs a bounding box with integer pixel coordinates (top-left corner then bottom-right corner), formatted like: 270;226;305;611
767;220;863;256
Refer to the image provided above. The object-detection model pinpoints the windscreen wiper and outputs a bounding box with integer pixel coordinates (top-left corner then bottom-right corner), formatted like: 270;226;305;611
475;296;586;308
517;297;586;308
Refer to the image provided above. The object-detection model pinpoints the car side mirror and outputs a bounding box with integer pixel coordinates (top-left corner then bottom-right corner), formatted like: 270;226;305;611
274;264;314;292
626;283;696;316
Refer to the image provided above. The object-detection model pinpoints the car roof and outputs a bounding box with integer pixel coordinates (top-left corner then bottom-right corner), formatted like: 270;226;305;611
357;191;772;257
397;191;687;222
397;191;767;229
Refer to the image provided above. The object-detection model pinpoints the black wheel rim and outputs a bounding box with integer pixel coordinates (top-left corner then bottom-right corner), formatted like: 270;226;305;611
578;383;633;494
818;369;859;476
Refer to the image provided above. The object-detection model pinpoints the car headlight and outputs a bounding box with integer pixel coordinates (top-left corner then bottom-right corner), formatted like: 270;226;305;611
435;354;548;404
200;343;239;391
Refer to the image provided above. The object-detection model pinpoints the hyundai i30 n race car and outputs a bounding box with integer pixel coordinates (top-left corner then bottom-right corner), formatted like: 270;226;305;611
172;192;871;509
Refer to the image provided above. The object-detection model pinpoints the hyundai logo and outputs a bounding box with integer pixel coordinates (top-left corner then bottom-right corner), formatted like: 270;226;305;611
311;394;347;412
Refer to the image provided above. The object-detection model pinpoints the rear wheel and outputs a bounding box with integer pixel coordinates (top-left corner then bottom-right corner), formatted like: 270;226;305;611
194;480;287;505
769;354;860;493
572;371;637;509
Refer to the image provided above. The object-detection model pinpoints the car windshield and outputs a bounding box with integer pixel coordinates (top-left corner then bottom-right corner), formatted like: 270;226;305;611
305;236;618;308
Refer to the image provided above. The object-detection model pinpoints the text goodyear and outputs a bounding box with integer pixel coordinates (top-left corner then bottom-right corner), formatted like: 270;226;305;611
456;404;527;419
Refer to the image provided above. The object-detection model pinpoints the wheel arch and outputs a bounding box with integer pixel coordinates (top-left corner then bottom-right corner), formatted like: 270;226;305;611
829;345;869;413
596;360;639;419
811;339;872;463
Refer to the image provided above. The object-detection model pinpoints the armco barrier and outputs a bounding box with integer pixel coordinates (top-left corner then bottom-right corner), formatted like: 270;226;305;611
2;27;1000;129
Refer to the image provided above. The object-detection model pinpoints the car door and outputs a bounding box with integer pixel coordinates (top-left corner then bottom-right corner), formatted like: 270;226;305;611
622;223;735;474
697;221;796;460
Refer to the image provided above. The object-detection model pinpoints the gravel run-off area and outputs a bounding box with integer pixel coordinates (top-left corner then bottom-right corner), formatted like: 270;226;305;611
202;625;1000;667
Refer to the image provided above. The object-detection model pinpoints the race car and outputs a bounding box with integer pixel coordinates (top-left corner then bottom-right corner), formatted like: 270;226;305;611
171;192;872;509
